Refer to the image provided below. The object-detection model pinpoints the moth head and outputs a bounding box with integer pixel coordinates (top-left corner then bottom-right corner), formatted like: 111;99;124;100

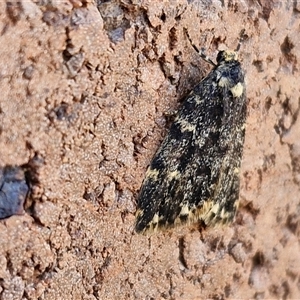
216;50;238;63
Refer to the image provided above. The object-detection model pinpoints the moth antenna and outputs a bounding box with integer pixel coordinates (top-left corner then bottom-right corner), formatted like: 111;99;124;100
184;28;217;67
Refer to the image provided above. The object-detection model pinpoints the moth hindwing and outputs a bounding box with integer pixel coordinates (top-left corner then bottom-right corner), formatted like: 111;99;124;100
135;50;246;234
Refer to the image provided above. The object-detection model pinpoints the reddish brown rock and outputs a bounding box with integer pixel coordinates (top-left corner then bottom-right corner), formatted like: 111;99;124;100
0;0;299;299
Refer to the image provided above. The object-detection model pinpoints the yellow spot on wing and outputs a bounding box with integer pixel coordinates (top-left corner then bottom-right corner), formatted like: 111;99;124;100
167;170;180;180
145;168;160;181
218;77;230;88
233;167;239;174
146;213;162;232
135;208;144;219
230;82;244;98
180;204;190;215
176;118;196;132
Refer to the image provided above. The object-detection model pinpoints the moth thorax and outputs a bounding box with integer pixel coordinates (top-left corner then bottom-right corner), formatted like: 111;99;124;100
217;50;238;63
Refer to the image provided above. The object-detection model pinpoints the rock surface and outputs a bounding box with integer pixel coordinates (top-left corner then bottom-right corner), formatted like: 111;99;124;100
0;0;299;299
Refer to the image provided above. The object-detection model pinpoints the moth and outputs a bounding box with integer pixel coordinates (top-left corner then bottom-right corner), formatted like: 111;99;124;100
135;36;246;234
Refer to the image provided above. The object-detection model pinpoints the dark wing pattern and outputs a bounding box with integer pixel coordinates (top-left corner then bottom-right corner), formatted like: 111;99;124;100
135;51;246;234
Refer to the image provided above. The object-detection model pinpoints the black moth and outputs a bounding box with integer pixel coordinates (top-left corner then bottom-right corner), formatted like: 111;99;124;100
135;48;246;234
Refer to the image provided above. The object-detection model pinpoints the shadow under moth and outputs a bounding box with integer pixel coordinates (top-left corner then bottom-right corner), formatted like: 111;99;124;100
135;36;246;234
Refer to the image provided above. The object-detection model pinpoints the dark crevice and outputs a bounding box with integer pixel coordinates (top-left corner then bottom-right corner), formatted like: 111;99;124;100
178;237;188;269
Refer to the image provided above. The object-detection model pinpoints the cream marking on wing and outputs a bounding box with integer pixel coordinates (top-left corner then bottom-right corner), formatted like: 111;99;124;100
230;82;244;98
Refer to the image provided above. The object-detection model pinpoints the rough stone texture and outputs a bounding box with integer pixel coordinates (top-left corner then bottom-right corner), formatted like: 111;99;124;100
0;0;299;299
